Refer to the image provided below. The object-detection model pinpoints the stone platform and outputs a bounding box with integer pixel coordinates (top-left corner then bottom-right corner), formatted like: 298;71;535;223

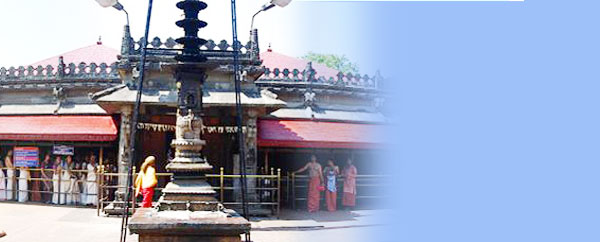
129;208;250;242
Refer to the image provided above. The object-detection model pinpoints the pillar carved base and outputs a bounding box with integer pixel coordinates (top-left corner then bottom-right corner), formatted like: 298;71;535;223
158;179;219;211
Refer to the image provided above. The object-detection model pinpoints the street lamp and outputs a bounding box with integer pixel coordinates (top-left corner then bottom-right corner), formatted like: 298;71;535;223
248;0;291;59
251;0;292;32
94;0;130;26
262;0;292;11
94;1;153;242
230;2;291;239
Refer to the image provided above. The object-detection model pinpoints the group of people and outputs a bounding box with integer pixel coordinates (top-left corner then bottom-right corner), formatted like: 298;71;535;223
294;155;358;212
0;151;99;206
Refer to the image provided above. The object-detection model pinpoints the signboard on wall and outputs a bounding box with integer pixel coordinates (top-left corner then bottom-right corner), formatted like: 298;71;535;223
53;145;74;155
137;122;248;134
14;147;39;167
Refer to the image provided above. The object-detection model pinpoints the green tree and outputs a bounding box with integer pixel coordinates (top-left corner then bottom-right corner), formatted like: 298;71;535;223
301;52;360;73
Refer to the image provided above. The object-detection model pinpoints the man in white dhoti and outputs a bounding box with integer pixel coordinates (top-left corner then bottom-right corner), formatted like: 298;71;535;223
0;161;6;201
60;167;70;204
79;155;88;204
17;166;29;202
52;156;61;204
5;150;15;201
64;156;79;205
86;155;98;206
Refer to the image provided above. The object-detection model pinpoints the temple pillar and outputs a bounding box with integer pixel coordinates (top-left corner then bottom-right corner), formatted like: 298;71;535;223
102;105;133;215
232;109;259;208
116;105;133;201
245;109;259;202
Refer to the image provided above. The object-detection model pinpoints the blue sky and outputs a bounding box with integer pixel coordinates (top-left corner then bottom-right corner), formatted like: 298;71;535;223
359;1;600;241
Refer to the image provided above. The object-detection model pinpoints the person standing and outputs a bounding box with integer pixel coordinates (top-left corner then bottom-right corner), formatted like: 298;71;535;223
5;150;15;201
342;158;358;209
52;156;61;204
64;156;80;205
80;154;90;203
294;155;324;213
135;156;158;208
85;155;98;206
0;159;6;201
323;159;340;212
17;165;29;202
29;159;42;202
59;156;71;204
71;159;87;203
40;154;53;203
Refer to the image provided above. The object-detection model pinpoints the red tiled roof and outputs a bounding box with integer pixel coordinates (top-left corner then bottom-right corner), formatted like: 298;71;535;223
260;51;340;80
258;119;379;149
30;43;119;68
0;116;118;142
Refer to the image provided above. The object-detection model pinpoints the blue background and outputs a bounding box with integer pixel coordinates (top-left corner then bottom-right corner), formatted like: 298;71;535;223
294;0;600;241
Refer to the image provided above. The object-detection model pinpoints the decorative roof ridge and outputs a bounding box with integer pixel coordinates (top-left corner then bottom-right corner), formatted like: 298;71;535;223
258;65;382;89
0;61;120;83
259;50;338;73
130;36;254;54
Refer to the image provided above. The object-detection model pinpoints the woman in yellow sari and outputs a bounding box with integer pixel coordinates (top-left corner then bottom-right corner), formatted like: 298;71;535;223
135;156;157;208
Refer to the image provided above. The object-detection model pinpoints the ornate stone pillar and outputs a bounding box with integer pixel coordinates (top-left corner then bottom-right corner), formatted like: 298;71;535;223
129;1;249;241
116;105;132;201
245;109;259;202
233;109;259;206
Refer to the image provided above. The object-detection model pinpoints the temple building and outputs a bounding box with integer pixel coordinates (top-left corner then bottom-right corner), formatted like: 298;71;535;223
0;42;121;164
0;28;386;211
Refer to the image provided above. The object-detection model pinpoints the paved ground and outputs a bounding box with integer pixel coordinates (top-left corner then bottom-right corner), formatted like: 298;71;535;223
0;202;382;242
0;202;135;242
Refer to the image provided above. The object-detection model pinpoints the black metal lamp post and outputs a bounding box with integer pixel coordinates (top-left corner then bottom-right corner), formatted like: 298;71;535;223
249;0;292;58
95;1;155;242
231;0;291;226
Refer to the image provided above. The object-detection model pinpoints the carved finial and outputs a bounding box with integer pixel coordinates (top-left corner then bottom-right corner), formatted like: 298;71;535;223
57;56;65;79
97;36;102;45
267;43;272;52
374;69;383;89
121;25;133;56
304;61;316;83
306;61;313;72
250;29;260;60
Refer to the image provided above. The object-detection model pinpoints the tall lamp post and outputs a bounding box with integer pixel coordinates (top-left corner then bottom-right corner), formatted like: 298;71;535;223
94;1;154;242
230;1;291;238
248;0;291;63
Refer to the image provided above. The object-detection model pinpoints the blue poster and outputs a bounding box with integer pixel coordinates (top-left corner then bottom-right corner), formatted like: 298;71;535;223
14;147;39;167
